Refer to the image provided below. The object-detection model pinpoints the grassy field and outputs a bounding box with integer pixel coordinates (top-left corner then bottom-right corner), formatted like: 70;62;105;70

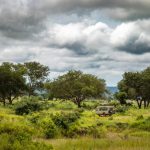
0;99;150;150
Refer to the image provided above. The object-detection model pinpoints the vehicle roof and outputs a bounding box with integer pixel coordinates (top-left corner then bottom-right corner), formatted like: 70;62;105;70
96;105;114;108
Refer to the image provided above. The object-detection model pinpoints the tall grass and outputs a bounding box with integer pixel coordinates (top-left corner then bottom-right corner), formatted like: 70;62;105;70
40;135;150;150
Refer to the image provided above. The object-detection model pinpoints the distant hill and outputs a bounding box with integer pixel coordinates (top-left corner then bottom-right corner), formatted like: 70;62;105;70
107;86;118;94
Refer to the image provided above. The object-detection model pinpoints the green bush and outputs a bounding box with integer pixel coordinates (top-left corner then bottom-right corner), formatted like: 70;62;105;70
39;118;59;139
136;115;144;120
0;133;53;150
82;101;100;110
0;123;34;140
131;117;150;131
115;122;129;130
51;111;80;130
15;99;42;115
116;105;129;113
67;124;106;138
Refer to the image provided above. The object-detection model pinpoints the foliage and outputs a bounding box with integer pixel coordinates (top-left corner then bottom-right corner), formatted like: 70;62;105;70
115;92;127;105
24;62;50;96
0;133;53;150
39;117;59;139
115;105;129;113
131;117;150;131
15;98;42;115
51;111;80;130
46;70;106;107
0;98;150;150
0;62;27;105
118;67;150;108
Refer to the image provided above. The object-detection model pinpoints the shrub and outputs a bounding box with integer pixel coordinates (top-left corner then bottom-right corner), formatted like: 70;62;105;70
116;105;129;113
131;117;150;131
51;111;80;130
67;124;106;138
39;118;59;139
136;115;144;120
115;122;129;130
15;99;42;115
109;100;120;107
0;123;33;140
0;133;53;150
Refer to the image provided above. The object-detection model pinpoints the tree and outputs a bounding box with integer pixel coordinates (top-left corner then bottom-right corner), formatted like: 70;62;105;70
141;67;150;108
24;62;50;96
117;68;150;109
46;70;106;107
0;63;27;105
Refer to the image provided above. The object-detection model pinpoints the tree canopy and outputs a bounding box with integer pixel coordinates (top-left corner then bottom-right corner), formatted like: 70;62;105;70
46;70;106;107
0;62;27;105
24;62;50;96
117;67;150;108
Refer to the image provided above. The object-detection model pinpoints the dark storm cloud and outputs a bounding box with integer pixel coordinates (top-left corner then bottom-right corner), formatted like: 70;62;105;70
0;0;150;40
116;40;150;55
111;19;150;54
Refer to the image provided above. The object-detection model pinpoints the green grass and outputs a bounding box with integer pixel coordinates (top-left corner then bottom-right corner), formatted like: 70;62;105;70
38;135;150;150
0;100;150;150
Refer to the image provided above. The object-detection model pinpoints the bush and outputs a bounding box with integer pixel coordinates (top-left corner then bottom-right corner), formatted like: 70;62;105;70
136;115;144;120
131;117;150;131
39;118;59;139
0;133;53;150
15;99;42;115
109;100;120;107
51;111;80;130
115;122;129;130
67;124;106;138
116;105;129;113
82;101;100;110
0;122;34;140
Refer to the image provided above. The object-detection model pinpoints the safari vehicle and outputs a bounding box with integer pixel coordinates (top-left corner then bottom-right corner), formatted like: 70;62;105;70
95;105;115;116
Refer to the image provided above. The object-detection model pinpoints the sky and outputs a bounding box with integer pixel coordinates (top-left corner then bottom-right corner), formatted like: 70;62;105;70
0;0;150;86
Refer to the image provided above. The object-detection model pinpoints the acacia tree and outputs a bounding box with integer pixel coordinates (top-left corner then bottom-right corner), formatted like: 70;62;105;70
118;67;150;109
46;70;106;107
0;63;27;105
24;62;50;96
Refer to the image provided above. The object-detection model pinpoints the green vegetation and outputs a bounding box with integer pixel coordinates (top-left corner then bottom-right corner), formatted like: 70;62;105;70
45;70;106;107
117;67;150;108
0;98;150;150
0;62;150;149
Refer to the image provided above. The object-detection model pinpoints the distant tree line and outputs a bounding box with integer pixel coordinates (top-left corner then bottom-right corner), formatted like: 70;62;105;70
0;62;106;107
1;61;150;108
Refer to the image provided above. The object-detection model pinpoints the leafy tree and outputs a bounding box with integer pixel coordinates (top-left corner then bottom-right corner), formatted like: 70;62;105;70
24;62;50;96
46;70;106;107
118;68;150;109
141;67;150;108
0;63;27;105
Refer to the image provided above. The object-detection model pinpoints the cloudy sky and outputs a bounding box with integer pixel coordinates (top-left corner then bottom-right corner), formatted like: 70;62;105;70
0;0;150;86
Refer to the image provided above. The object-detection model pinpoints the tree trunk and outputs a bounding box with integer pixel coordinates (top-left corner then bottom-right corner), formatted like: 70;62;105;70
73;97;83;108
77;102;81;108
144;100;147;109
9;99;12;105
136;99;142;109
147;100;150;107
3;99;6;106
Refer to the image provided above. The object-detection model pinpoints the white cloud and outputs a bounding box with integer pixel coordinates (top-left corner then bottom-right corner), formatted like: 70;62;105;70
0;1;150;86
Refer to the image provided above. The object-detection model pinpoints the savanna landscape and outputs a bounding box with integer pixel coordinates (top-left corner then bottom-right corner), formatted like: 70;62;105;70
0;62;150;150
1;1;150;150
